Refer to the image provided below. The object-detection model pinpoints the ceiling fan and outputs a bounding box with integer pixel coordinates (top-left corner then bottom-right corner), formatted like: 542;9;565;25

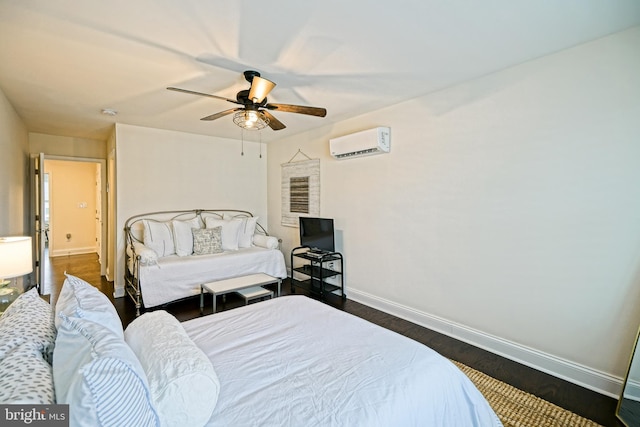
167;70;327;131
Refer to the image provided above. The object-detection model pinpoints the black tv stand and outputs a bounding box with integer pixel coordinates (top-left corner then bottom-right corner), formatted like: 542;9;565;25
290;246;345;301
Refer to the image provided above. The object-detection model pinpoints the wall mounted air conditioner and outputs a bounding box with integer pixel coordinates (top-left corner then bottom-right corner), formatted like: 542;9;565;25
329;127;390;159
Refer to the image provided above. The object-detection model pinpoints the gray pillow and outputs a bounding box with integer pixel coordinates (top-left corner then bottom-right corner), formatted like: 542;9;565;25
0;288;56;364
0;342;55;404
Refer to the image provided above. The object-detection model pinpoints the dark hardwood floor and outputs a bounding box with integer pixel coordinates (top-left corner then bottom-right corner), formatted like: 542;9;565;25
45;252;621;426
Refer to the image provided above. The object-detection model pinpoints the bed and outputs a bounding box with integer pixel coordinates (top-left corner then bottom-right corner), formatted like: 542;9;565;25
181;295;502;426
1;275;502;427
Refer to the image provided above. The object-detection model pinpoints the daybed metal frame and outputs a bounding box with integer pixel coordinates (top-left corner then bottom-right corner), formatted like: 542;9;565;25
124;209;271;316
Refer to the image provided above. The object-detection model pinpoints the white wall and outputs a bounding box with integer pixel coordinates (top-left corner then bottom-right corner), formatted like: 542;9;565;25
114;124;268;295
267;27;640;396
0;88;29;237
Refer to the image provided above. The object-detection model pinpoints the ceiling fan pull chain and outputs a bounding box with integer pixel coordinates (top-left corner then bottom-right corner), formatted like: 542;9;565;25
259;131;262;159
241;128;244;156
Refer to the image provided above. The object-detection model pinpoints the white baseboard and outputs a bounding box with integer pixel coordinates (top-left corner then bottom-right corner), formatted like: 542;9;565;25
113;285;125;298
347;287;623;398
49;247;96;257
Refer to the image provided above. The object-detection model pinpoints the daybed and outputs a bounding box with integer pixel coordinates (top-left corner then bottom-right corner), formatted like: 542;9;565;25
125;209;287;315
0;275;503;427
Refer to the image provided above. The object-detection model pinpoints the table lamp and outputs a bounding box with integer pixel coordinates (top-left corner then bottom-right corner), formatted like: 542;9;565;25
0;236;33;313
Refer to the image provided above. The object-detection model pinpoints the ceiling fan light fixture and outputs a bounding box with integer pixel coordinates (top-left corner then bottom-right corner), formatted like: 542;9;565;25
248;76;276;103
233;110;269;130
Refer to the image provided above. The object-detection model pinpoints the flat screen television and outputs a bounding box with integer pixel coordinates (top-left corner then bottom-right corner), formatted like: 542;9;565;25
299;217;335;253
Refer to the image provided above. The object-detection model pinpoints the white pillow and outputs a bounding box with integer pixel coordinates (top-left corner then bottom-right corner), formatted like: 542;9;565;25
55;274;123;337
143;220;176;257
172;218;201;257
53;314;159;427
205;217;242;251
125;311;220;427
252;234;280;250
237;217;259;248
132;241;159;265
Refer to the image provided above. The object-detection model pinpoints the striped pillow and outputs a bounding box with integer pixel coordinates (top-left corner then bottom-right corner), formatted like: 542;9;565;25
53;313;159;427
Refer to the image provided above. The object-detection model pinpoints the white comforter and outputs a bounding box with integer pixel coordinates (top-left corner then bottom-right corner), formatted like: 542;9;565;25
139;247;287;308
182;296;502;427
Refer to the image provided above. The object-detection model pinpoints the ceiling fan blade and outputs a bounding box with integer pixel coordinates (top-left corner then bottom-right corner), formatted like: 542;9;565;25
262;111;286;130
265;103;327;117
201;108;241;121
167;87;239;105
248;76;276;104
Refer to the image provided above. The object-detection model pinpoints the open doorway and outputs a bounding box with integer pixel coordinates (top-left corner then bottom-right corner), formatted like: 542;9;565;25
33;155;107;295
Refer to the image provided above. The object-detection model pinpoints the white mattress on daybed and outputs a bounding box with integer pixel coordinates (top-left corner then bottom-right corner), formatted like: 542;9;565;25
181;295;502;427
139;247;287;308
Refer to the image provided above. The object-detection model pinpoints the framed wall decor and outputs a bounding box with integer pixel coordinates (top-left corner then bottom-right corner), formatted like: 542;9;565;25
281;155;320;227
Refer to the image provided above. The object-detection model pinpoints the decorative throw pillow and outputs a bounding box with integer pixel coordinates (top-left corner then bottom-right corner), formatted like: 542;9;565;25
143;220;176;257
124;311;220;427
55;273;123;338
0;288;56;364
172;218;201;257
205;217;242;251
237;217;259;248
53;314;159;427
0;342;55;404
192;227;223;256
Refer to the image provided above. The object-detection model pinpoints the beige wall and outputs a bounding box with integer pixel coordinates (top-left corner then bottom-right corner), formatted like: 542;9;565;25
44;160;98;256
266;27;640;396
0;88;29;237
114;123;268;296
30;132;107;159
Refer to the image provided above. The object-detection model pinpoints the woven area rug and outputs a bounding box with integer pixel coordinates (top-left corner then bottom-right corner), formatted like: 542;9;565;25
452;361;603;427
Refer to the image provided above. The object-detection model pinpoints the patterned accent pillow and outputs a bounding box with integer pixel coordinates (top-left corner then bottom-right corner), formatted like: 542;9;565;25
53;313;159;427
192;227;223;255
0;342;55;404
0;287;56;364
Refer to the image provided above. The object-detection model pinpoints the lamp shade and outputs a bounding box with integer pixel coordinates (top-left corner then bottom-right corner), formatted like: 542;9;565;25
248;76;276;103
0;236;33;279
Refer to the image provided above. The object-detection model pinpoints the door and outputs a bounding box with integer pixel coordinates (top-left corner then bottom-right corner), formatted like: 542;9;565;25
32;153;47;294
95;164;102;264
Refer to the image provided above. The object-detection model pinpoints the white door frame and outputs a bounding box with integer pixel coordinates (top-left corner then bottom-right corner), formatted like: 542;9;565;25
31;154;107;294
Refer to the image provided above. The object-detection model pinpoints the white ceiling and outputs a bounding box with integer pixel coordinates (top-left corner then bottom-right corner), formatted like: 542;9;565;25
1;1;639;143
